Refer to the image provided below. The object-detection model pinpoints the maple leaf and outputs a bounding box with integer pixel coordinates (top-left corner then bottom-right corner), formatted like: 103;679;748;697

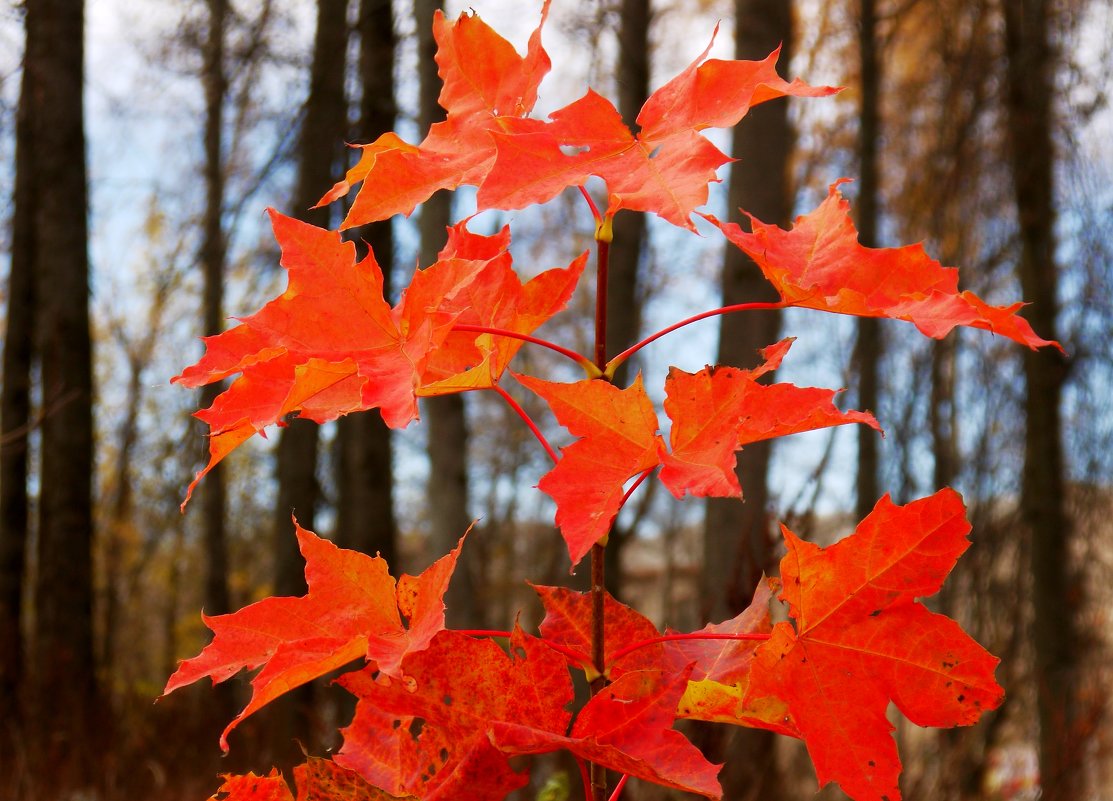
176;211;495;506
533;583;664;679
658;338;880;499
337;628;570;800
705;181;1061;350
320;2;553;228
419;222;588;394
207;771;293;801
161;522;462;750
664;581;798;737
515;374;663;566
495;667;723;799
533;582;795;742
482;39;837;230
521;341;876;564
292;757;415;801
745;490;1004;801
325;4;834;231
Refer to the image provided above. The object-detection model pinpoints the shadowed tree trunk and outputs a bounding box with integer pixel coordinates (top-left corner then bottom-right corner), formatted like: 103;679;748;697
269;0;349;767
854;0;882;522
0;30;36;781
602;0;651;603
25;0;100;795
335;0;397;567
417;0;480;627
1001;2;1079;797
196;0;237;746
699;2;793;797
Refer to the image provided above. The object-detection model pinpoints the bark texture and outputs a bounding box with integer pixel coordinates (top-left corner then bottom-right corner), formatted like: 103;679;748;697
1002;2;1080;797
26;0;101;794
699;2;793;797
854;0;882;521
0;28;36;773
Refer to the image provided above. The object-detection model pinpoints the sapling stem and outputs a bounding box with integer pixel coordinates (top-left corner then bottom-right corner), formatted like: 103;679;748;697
589;219;613;801
492;384;558;464
451;323;600;377
604;301;785;378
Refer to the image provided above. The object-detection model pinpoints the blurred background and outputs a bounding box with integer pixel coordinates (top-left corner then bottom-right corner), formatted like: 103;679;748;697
1;0;1111;799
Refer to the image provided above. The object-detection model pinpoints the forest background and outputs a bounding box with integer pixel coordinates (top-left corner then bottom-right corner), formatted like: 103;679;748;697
1;0;1111;800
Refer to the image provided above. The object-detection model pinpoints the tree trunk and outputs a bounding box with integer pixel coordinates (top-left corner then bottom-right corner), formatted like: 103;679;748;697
196;0;237;748
1001;2;1079;797
0;31;37;776
26;0;100;795
854;0;882;522
335;0;397;567
699;2;792;797
268;0;350;767
416;0;480;627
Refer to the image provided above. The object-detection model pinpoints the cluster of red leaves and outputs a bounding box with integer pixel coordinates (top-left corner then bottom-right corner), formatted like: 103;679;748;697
165;492;1002;800
169;3;1058;800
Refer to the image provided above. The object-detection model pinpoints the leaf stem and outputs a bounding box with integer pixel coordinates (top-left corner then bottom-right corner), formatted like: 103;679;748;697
606;631;772;668
620;467;655;509
604;301;785;379
578;185;603;226
493;384;558;464
575;757;594;801
608;774;630;801
451;323;600;378
589;222;612;801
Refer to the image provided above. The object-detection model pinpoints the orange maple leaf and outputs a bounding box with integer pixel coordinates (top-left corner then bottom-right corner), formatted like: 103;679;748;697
161;522;462;750
745;490;1004;800
705;181;1061;350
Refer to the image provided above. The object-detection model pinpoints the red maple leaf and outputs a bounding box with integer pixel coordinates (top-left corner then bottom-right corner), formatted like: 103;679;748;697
481;37;837;229
206;771;293;801
319;2;553;227
658;338;880;499
520;340;877;564
176;212;510;505
514;374;663;566
419;222;587;394
337;628;570;800
325;5;834;232
704;181;1061;350
745;489;1004;800
161;522;462;749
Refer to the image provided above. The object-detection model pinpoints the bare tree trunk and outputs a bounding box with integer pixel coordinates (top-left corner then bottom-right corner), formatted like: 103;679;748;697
267;0;350;767
196;0;237;747
1001;3;1079;797
415;0;480;627
335;0;397;567
0;32;37;777
600;0;651;604
854;0;882;522
699;2;792;797
26;0;100;795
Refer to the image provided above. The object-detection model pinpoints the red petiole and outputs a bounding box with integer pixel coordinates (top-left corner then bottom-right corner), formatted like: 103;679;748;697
604;301;785;378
